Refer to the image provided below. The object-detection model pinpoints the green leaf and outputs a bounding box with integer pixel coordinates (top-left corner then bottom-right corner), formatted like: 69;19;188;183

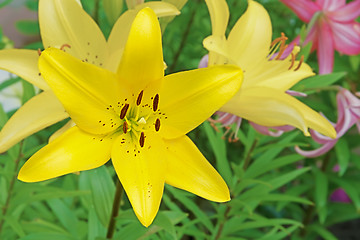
88;207;106;240
88;166;115;227
47;198;79;237
308;225;337;240
0;104;8;128
0;76;20;91
329;176;360;211
4;215;26;238
202;121;232;183
335;139;350;176
15;20;40;35
166;186;214;231
293;72;346;93
313;168;328;224
21;79;35;104
19;233;75;240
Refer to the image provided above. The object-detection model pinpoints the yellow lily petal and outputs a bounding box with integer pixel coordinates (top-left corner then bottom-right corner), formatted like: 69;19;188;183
18;126;112;182
39;0;108;68
221;87;336;138
111;132;166;227
205;0;229;36
164;136;230;202
227;0;272;72
107;3;179;72
49;120;75;143
203;35;229;66
0;49;48;90
0;91;68;153
117;8;164;93
246;59;315;90
160;65;243;139
126;0;144;9
39;48;125;135
135;2;180;17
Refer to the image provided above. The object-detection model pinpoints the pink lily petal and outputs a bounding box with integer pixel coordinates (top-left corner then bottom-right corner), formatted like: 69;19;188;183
328;0;360;22
317;20;334;74
286;90;308;97
295;141;337;158
316;0;346;11
280;0;319;22
342;88;360;107
198;54;209;69
332;164;340;172
249;122;285;137
330;188;351;203
331;22;360;55
309;129;333;144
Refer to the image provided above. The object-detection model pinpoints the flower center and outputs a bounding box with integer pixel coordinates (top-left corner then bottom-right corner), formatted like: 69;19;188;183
268;32;304;71
117;90;162;148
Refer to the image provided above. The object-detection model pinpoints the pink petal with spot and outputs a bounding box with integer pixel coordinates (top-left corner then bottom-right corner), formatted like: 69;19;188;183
317;20;334;74
328;0;360;22
331;22;360;55
280;0;319;22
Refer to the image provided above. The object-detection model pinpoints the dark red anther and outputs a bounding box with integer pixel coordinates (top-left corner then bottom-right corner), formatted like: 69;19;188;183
123;122;128;134
155;118;160;132
120;103;129;119
153;94;159;112
137;90;144;106
139;132;145;147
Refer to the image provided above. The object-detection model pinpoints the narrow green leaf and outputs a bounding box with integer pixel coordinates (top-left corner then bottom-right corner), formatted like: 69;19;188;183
294;72;346;92
335;139;350;176
88;166;115;227
309;224;337;240
166;186;213;231
313;168;328;224
21;79;35;104
47;198;79;237
202;121;232;183
15;20;40;35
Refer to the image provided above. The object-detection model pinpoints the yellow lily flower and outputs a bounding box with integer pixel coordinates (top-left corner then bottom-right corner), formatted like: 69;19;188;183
203;0;336;138
18;8;243;227
0;0;179;153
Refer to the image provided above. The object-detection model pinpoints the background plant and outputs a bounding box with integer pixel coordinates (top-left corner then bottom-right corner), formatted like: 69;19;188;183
0;0;359;239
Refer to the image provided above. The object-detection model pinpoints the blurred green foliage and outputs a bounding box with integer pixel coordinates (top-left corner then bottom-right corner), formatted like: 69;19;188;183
0;0;359;239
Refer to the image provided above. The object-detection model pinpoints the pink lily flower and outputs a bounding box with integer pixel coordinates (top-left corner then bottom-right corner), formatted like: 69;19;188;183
280;0;360;74
296;88;360;157
330;188;352;203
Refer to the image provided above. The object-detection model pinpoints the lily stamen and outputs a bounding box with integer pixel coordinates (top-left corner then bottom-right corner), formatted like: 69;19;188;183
120;103;130;119
139;132;145;147
137;90;144;106
60;44;71;51
123;121;128;133
153;94;159;112
294;55;304;71
37;48;42;56
288;53;296;70
155;118;160;131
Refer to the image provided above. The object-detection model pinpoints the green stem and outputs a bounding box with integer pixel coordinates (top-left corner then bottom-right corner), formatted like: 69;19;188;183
106;179;124;239
215;205;231;240
300;153;331;237
0;142;24;233
243;139;258;171
168;0;200;73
